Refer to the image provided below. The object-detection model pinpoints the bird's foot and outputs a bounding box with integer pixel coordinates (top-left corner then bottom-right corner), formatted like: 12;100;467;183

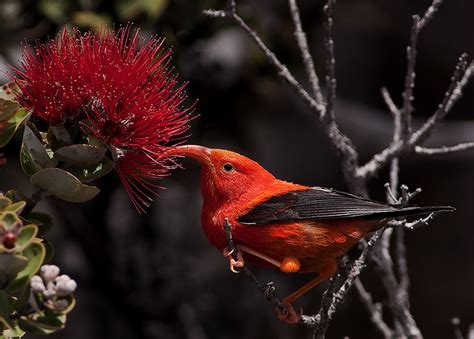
276;299;302;324
223;246;245;273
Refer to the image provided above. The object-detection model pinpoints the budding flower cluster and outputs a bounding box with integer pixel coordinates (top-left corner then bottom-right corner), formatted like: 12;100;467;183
30;265;77;311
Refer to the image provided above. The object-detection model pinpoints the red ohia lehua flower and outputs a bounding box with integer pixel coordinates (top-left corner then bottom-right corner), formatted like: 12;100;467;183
15;29;90;124
14;27;194;213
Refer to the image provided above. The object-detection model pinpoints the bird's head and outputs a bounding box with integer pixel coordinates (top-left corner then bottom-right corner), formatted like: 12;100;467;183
162;145;276;205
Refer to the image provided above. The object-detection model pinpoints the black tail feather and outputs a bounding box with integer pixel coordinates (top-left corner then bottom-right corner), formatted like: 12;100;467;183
366;205;455;220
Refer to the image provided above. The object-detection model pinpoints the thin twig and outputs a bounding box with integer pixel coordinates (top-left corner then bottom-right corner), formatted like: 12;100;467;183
381;87;400;117
300;263;345;329
310;228;385;337
356;141;404;179
446;61;474;112
357;2;474;180
404;213;435;230
401;0;443;139
372;238;422;338
204;3;325;117
410;54;471;146
374;184;424;338
395;227;410;293
401;15;420;139
323;0;336;122
288;0;325;105
415;142;474;154
357;51;473;178
223;218;286;313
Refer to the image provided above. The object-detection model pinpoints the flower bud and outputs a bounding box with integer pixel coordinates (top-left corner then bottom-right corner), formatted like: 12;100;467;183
2;231;17;249
42;288;56;299
55;275;77;296
40;265;60;282
30;275;46;293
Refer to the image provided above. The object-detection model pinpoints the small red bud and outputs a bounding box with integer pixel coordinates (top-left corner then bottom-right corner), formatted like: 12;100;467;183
3;231;17;249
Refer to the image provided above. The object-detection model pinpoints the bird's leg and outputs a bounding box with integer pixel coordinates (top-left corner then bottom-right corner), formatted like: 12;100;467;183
224;244;302;274
223;244;283;272
237;245;282;268
277;260;338;324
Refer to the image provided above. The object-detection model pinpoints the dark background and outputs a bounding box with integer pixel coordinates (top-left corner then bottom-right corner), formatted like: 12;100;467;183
0;0;473;338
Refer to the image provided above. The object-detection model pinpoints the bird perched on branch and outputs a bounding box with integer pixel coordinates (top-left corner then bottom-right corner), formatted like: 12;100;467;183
162;145;454;324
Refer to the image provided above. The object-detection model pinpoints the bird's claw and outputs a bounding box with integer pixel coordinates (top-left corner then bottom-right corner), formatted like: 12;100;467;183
276;299;302;324
222;246;234;257
223;246;245;273
229;257;244;273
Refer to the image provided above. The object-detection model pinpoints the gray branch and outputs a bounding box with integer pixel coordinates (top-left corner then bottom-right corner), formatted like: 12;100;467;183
307;228;385;338
410;54;472;146
401;0;443;139
415;142;474;154
323;0;336;122
288;0;325;105
204;2;325;118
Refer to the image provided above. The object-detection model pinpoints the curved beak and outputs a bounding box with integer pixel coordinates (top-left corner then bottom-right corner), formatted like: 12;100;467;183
160;145;212;165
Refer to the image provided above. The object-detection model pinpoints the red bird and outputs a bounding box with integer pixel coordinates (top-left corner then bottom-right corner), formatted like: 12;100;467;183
163;145;453;323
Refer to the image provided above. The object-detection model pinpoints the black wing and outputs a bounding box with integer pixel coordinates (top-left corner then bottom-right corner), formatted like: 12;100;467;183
238;187;454;225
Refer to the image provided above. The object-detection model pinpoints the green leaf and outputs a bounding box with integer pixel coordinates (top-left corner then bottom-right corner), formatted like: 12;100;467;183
4;201;26;215
25;212;53;236
18;314;65;334
55;144;106;167
20;143;41;177
4;191;26;203
59;295;75;314
0;254;28;277
30;168;100;203
0;291;12;317
2;324;25;338
0;316;17;332
32;314;65;329
69;156;114;182
15;225;38;252
23;125;57;168
50;124;71;144
1;211;21;228
0;109;30;148
0;99;19;122
0;195;12;209
6;242;45;295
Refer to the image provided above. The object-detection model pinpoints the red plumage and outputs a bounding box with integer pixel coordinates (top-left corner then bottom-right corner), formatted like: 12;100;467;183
162;145;453;323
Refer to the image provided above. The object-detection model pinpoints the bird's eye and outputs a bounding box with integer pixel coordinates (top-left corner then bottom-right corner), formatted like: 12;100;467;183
222;163;234;172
